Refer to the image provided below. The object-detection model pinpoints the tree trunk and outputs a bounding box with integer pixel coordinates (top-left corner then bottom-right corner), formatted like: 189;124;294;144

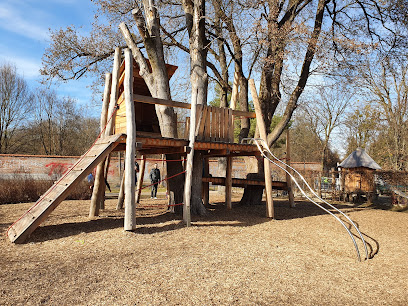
120;3;186;213
239;158;264;206
183;0;209;216
238;76;250;141
123;48;136;231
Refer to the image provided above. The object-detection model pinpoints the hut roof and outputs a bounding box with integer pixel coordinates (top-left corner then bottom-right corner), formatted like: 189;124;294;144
339;148;381;170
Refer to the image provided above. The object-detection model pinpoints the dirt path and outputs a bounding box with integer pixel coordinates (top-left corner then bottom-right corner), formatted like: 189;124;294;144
1;195;407;305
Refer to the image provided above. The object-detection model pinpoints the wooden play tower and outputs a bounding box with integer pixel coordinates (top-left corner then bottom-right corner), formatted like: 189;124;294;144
7;48;291;243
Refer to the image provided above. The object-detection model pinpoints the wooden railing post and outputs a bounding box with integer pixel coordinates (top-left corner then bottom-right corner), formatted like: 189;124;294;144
226;156;233;209
249;79;274;218
286;128;295;208
90;72;111;215
136;155;146;203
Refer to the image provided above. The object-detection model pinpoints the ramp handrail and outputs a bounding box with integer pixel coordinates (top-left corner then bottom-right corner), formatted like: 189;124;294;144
245;138;369;261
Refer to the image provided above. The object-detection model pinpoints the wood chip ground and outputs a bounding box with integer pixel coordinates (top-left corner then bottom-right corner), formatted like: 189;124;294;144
1;194;407;305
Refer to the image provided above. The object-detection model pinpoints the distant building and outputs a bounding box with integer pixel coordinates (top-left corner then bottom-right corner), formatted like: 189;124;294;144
339;148;381;201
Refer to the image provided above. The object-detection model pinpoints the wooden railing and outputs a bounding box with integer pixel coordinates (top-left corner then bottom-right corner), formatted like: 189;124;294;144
192;105;234;142
115;94;256;143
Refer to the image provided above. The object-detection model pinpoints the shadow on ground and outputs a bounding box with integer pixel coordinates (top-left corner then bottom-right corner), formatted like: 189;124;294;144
12;197;379;257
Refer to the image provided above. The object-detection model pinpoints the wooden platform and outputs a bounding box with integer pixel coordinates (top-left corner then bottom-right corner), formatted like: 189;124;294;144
202;177;287;189
113;135;260;157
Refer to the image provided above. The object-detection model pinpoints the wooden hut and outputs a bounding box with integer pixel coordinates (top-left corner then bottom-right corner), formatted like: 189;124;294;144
115;59;178;136
339;148;381;202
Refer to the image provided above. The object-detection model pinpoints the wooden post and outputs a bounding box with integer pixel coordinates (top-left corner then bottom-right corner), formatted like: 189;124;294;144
90;72;111;216
123;48;136;231
286;128;295;208
229;72;239;142
105;47;121;137
226;156;233;209
202;157;210;206
89;48;120;218
249;79;274;218
331;167;336;200
183;88;200;226
135;155;146;203
116;171;125;210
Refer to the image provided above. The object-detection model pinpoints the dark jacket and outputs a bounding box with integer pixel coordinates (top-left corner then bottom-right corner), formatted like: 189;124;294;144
149;168;160;182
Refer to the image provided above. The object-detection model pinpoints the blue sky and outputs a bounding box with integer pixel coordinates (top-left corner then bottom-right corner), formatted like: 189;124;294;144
0;0;100;116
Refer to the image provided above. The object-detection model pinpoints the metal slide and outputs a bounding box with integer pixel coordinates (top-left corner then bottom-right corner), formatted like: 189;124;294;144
246;138;369;261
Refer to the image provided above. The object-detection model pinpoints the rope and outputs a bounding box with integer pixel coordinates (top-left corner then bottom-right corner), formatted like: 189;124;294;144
6;101;124;237
137;170;186;191
249;138;369;261
135;169;186;209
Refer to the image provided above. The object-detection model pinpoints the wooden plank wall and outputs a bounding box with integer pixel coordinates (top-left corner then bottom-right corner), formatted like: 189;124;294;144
115;94;127;134
195;105;233;143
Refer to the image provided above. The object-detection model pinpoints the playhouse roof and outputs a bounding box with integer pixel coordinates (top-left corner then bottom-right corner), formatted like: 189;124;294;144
339;148;381;170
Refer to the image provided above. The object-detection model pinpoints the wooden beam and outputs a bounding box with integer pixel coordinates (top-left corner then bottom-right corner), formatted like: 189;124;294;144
194;105;204;138
226;156;233;210
116;170;125;210
90;72;111;214
202;157;210;206
123;48;136;231
196;106;208;141
249;79;274;218
89;48;121;218
228;108;234;143
202;177;288;189
286;128;295;208
184;117;190;140
135;155;146;203
106;47;121;137
133;94;256;118
138;147;186;155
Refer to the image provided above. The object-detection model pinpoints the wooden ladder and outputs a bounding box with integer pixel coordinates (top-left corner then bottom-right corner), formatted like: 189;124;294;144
7;134;125;243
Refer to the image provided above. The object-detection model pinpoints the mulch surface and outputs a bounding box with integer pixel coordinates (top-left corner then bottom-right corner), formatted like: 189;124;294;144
1;194;408;305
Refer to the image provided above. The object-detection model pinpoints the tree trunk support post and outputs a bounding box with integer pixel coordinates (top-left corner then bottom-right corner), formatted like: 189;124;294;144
116;171;125;210
136;155;146;203
226;156;233;210
89;47;121;218
249;79;274;218
286;128;295;208
90;72;111;215
183;87;201;226
123;48;136;231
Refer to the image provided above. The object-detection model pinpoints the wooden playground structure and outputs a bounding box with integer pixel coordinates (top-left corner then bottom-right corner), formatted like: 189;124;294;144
7;48;293;243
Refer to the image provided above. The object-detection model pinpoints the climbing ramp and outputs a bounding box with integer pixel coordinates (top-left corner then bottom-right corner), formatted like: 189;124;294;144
7;134;125;243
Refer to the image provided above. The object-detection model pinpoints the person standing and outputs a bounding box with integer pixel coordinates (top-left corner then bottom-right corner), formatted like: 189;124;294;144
149;163;160;199
135;160;139;183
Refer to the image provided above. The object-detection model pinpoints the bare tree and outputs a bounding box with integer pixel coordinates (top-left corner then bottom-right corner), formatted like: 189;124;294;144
0;63;32;153
357;56;408;170
344;104;380;155
301;83;354;173
30;88;99;156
